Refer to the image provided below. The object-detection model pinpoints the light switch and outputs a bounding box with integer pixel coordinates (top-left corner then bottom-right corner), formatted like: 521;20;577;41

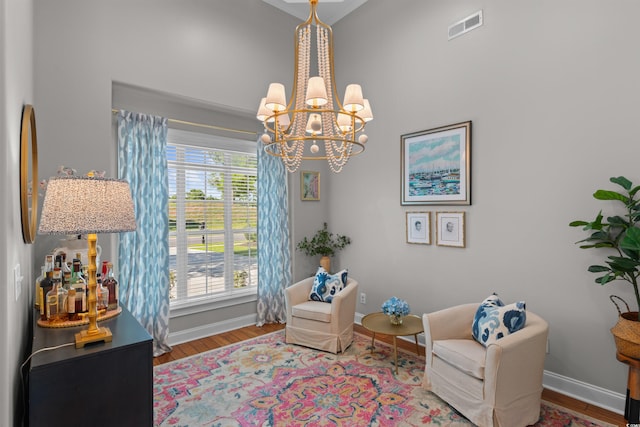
14;264;23;301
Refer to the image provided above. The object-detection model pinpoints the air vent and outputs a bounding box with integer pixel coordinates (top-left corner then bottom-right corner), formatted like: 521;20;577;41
448;10;483;41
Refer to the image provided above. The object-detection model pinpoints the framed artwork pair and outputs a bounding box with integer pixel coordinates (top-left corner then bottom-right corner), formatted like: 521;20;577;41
406;211;465;248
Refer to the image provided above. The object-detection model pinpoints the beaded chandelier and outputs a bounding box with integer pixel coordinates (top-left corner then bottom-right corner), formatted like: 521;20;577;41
257;0;373;173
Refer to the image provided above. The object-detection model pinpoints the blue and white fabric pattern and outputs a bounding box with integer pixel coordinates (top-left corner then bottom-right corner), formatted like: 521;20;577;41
309;267;348;303
472;293;527;346
256;138;292;326
117;110;172;357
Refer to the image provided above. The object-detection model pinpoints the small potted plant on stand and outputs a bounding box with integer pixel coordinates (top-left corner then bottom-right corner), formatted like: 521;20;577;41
296;222;351;273
570;176;640;358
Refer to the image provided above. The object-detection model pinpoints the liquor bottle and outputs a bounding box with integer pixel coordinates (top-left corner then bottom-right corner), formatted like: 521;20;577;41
39;255;55;320
97;273;109;313
72;259;81;284
34;266;45;310
67;288;77;321
71;282;87;313
63;271;73;290
101;261;109;281
55;268;68;320
102;262;119;311
46;269;65;321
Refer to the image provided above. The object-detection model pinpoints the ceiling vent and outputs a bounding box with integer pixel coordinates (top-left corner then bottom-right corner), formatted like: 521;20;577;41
448;10;483;41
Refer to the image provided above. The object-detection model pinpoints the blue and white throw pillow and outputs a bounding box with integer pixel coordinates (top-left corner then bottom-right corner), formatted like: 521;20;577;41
471;293;527;346
309;267;348;303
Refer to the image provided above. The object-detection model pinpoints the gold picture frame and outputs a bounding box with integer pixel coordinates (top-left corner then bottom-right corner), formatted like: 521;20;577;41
20;104;38;244
406;211;430;244
436;211;465;247
301;171;320;201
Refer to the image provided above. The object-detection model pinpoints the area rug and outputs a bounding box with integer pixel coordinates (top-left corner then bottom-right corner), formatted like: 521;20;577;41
154;331;615;427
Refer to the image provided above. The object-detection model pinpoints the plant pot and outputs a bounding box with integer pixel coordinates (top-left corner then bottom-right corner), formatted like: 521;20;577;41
610;295;640;359
320;256;331;273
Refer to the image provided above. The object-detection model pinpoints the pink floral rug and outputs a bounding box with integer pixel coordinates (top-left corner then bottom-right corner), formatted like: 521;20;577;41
154;331;615;426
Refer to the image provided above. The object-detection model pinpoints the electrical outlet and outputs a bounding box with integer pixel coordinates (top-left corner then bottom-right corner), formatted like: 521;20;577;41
360;292;366;304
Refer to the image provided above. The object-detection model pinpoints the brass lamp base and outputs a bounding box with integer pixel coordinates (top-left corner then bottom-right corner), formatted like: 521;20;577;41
75;326;113;348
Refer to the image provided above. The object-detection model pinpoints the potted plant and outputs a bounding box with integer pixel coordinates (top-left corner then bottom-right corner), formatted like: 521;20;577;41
570;176;640;357
296;222;351;272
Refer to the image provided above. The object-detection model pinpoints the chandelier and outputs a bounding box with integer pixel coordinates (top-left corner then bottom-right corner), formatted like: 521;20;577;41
257;0;373;173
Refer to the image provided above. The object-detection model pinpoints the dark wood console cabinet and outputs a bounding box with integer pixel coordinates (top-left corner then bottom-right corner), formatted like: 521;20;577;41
28;306;153;427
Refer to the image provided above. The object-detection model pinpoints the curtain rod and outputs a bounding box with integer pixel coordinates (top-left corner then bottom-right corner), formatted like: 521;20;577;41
111;108;257;136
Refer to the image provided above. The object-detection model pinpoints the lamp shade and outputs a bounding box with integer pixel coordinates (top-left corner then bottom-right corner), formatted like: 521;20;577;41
360;99;373;122
277;112;291;129
38;176;137;235
256;98;273;123
305;76;328;107
265;83;287;112
337;113;353;132
343;84;364;112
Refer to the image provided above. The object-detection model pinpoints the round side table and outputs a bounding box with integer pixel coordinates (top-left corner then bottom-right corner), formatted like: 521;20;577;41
361;312;423;374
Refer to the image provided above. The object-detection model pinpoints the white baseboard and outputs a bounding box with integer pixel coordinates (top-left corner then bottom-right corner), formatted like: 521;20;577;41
167;313;257;346
543;371;625;415
168;312;626;415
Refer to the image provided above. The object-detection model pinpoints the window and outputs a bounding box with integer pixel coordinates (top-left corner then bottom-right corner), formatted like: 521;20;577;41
167;129;257;309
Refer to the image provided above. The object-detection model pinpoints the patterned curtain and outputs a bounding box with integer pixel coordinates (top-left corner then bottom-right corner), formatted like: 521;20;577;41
256;139;292;326
116;110;171;356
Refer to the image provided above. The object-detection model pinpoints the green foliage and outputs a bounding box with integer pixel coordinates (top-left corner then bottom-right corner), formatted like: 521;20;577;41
296;223;351;257
207;153;257;202
570;176;640;314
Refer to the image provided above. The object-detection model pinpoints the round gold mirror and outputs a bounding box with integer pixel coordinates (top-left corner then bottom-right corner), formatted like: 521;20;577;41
20;104;38;244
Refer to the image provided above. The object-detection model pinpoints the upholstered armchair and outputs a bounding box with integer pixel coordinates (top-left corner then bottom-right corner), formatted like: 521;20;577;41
422;303;549;427
285;276;359;353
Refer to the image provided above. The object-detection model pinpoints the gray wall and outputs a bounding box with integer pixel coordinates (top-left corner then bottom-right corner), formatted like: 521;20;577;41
26;0;640;417
330;0;640;399
1;0;35;425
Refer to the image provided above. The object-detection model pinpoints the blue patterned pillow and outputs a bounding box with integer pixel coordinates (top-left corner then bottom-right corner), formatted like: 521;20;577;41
471;294;526;346
309;267;348;303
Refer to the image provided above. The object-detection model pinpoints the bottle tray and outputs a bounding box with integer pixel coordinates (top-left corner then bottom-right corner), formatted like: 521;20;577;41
36;306;122;328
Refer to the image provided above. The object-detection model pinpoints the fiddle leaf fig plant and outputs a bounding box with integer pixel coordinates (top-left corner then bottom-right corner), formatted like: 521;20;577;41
296;222;351;257
570;176;640;318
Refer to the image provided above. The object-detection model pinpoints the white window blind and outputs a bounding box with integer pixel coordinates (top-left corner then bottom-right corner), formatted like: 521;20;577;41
167;129;257;307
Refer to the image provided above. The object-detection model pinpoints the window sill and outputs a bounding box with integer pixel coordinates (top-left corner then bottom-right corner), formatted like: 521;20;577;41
169;288;258;319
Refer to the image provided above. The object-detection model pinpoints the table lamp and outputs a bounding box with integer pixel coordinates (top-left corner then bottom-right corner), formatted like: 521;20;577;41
38;175;137;348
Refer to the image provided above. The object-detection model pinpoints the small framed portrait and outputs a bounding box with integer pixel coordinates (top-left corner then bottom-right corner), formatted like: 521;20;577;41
406;211;430;244
436;212;465;247
301;171;320;201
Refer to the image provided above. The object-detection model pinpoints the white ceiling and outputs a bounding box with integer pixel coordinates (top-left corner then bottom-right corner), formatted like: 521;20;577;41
262;0;368;25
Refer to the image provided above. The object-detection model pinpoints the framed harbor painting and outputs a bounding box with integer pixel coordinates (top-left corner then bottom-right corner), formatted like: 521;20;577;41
401;121;471;205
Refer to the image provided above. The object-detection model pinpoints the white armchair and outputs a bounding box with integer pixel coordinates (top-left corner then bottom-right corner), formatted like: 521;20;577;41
285;276;358;353
423;303;549;427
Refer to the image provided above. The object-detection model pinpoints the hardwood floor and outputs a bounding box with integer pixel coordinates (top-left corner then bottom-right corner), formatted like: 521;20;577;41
154;323;625;426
